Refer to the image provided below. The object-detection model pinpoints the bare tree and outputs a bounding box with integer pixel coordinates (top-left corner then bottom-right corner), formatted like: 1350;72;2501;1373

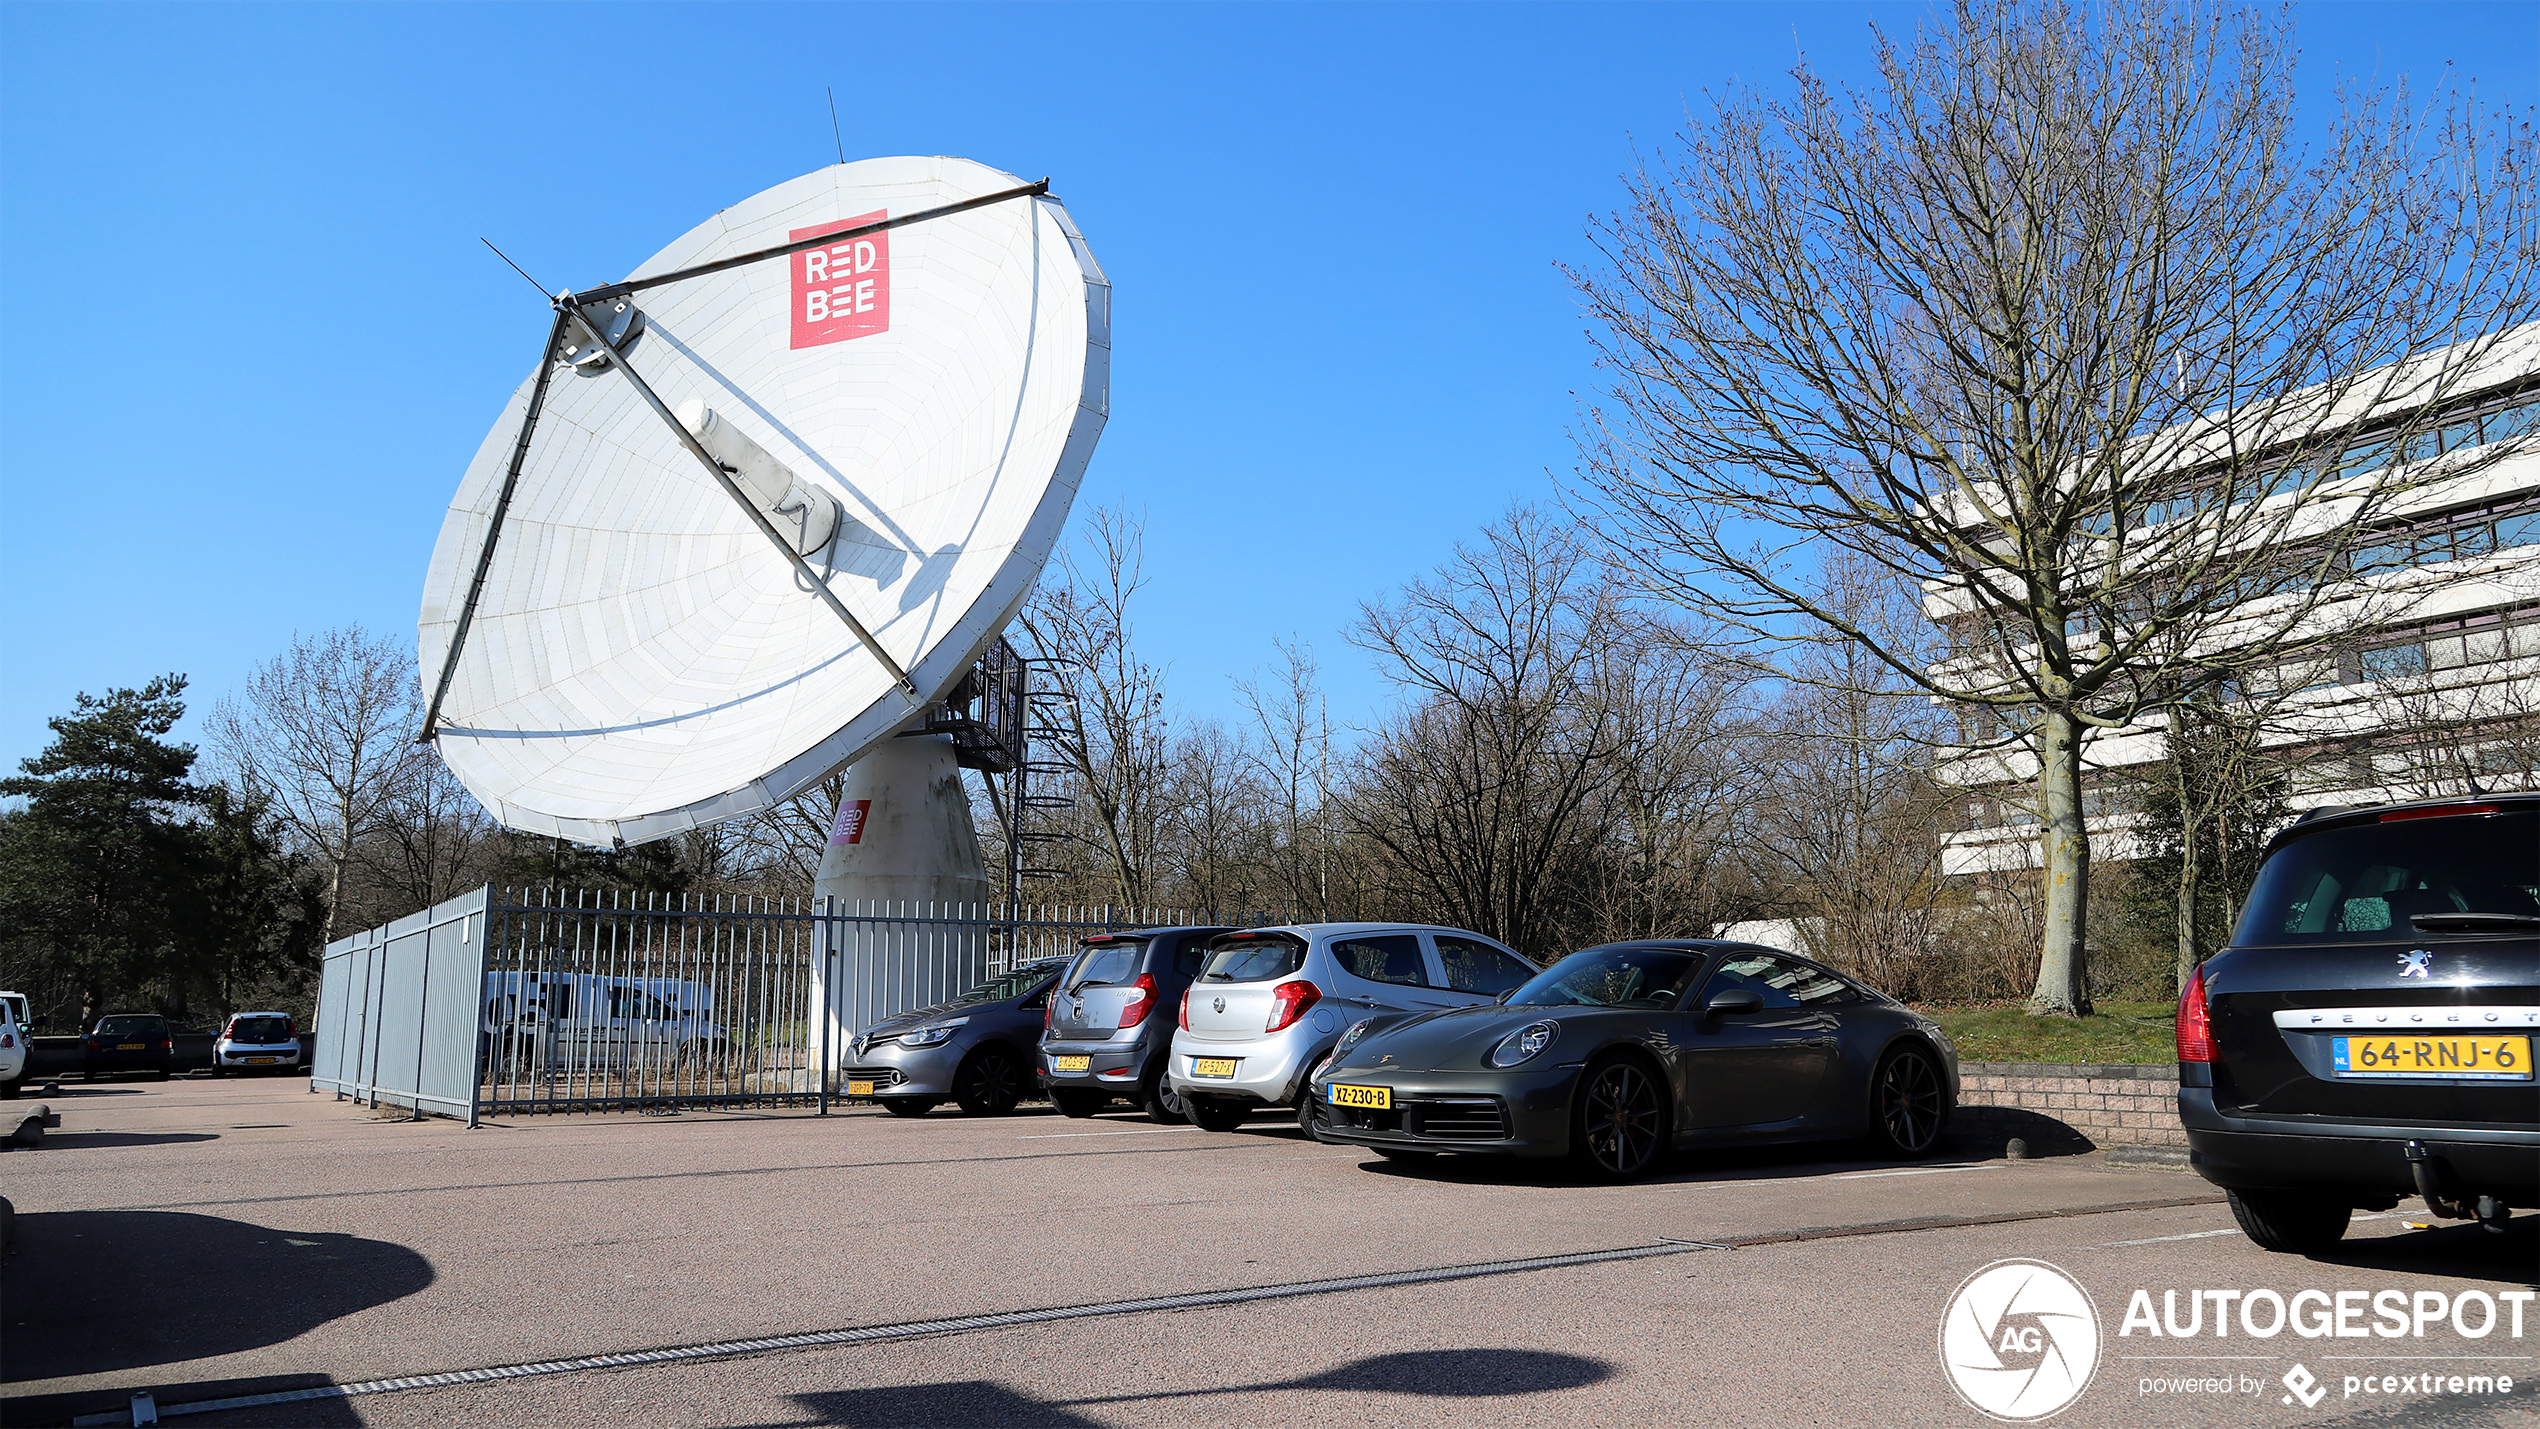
1163;720;1272;918
1572;618;1767;944
1238;639;1339;922
208;627;427;942
1345;507;1626;958
1576;0;2540;1012
361;748;493;916
1016;507;1177;907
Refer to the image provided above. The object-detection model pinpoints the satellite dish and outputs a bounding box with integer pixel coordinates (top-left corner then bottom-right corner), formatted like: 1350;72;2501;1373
417;157;1108;847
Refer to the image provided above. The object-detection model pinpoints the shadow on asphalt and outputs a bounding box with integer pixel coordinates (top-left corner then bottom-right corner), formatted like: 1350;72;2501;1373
1323;1130;1978;1189
2311;1216;2540;1284
0;1211;432;1385
778;1348;1616;1426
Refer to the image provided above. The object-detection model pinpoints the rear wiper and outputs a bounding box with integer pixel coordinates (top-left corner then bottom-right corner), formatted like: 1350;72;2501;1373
2409;912;2540;932
1069;979;1116;991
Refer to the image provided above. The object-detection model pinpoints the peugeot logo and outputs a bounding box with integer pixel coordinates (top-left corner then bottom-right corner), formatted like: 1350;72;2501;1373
2398;950;2433;979
1212;996;1226;1014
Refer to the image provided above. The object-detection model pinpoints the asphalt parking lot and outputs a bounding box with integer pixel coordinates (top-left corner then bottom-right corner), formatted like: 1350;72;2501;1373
2;1078;2532;1428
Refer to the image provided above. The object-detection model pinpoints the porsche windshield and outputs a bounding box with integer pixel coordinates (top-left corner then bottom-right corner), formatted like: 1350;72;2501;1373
1511;945;1708;1009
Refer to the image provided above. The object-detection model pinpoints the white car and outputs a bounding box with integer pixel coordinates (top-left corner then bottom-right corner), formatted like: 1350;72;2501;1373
211;1012;302;1076
1168;923;1539;1131
0;1008;26;1097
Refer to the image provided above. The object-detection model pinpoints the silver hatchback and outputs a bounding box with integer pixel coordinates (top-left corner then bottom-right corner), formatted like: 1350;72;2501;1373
1167;923;1537;1131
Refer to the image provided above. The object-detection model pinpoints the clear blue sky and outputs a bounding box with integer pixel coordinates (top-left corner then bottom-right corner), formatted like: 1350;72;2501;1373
2;2;2526;784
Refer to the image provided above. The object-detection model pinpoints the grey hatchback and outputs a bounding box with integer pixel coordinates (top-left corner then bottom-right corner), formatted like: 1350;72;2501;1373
1040;926;1234;1123
841;957;1068;1117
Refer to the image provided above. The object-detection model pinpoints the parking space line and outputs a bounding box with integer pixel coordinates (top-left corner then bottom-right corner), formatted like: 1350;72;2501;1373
1627;1162;1999;1193
1016;1127;1201;1140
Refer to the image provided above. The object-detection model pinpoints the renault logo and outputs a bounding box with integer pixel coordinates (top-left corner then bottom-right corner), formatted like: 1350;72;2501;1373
1212;996;1226;1014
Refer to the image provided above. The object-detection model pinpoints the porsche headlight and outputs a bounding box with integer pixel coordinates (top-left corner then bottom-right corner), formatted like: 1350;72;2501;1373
1489;1020;1558;1068
1335;1018;1376;1054
900;1017;967;1048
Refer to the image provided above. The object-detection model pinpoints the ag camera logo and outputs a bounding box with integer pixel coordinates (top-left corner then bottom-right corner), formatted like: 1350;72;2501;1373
1941;1259;2102;1420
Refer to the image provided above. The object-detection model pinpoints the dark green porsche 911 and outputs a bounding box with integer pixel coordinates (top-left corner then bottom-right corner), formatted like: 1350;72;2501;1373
1300;940;1960;1179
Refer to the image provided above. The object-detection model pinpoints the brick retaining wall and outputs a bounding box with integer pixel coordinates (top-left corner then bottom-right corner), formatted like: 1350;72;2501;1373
1955;1061;2182;1151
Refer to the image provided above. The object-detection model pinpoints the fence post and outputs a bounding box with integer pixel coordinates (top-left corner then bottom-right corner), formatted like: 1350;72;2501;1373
467;885;492;1128
411;913;433;1122
817;894;833;1116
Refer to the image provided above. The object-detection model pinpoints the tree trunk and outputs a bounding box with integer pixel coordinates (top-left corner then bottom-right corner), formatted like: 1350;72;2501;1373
2171;706;2202;998
2028;707;2094;1017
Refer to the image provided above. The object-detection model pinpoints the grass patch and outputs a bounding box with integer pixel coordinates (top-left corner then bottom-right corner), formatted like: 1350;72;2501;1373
1913;1000;2178;1065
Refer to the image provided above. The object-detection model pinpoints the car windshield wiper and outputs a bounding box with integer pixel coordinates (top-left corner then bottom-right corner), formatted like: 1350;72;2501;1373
2409;912;2540;932
1070;979;1116;990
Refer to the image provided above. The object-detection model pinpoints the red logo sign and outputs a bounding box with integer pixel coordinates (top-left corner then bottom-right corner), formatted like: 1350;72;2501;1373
829;798;873;846
791;212;890;350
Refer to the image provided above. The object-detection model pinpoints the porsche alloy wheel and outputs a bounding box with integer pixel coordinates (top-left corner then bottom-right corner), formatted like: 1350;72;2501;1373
1572;1056;1666;1180
1871;1045;1948;1158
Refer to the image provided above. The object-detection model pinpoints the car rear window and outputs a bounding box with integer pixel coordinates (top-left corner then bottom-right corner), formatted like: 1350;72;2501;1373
1066;940;1148;991
1201;934;1307;983
2237;810;2540;944
96;1016;165;1038
229;1016;292;1042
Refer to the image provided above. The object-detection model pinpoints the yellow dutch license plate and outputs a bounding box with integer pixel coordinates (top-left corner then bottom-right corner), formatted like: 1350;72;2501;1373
1191;1057;1238;1079
118;1042;145;1051
247;1057;278;1064
1327;1083;1392;1110
2332;1035;2530;1080
1052;1055;1091;1073
846;1080;876;1097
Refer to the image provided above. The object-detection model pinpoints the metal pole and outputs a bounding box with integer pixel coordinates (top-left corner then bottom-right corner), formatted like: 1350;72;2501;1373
420;308;572;742
575;181;1049;304
559;299;922;700
817;895;833;1116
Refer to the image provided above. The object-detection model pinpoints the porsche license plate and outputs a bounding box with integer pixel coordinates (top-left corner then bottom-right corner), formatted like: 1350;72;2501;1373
2332;1035;2530;1079
846;1080;876;1097
1326;1083;1392;1110
1191;1057;1238;1079
1051;1055;1090;1073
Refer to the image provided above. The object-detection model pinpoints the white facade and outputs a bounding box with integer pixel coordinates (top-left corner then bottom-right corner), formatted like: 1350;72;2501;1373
1937;358;2540;876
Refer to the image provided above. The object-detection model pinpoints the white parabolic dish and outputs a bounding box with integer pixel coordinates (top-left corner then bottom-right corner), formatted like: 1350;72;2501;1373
420;157;1108;846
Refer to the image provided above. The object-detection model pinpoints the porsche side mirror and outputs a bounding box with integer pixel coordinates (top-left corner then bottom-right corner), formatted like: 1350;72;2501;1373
1704;989;1763;1017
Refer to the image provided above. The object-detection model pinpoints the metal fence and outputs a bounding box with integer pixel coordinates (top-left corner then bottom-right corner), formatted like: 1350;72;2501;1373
311;886;1259;1122
310;887;490;1124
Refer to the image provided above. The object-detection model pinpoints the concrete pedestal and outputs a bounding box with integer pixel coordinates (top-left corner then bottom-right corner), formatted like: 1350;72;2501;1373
810;735;993;1076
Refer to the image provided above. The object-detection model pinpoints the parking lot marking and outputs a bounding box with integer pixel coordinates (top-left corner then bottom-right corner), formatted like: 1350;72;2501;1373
1016;1127;1202;1140
1628;1162;1998;1193
2089;1227;2240;1248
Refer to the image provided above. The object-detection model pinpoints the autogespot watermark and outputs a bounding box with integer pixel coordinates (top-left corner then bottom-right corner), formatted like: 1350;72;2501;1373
1940;1260;2103;1421
1941;1266;2533;1421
